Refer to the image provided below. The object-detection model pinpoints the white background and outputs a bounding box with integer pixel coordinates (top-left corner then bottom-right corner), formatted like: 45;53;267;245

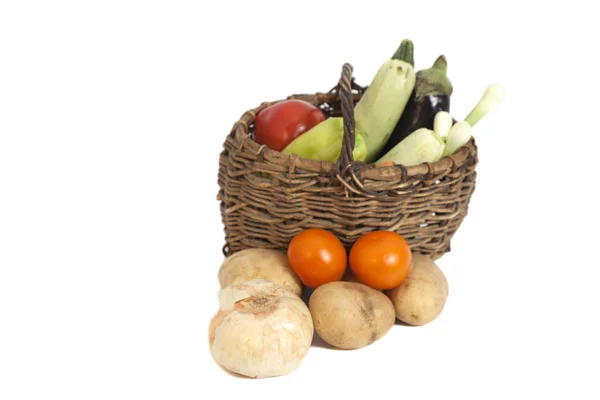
1;1;599;399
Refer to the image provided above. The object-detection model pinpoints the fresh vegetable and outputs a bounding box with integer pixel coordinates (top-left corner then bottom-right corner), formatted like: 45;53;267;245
385;254;448;326
218;248;303;297
442;121;473;157
354;39;417;163
379;55;453;157
287;228;346;289
308;281;395;350
465;83;506;126
442;83;506;157
349;231;412;290
282;117;368;162
375;127;445;166
433;111;453;138
208;280;313;378
254;99;325;152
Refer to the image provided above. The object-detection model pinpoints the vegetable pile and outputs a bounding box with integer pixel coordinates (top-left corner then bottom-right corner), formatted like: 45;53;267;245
209;229;449;378
208;39;505;378
253;38;505;166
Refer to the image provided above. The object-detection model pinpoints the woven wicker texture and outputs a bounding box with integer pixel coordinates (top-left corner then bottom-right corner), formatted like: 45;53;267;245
217;64;478;260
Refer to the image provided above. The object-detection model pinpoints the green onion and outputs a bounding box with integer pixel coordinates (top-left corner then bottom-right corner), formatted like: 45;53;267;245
443;121;473;157
433;111;453;138
464;83;506;126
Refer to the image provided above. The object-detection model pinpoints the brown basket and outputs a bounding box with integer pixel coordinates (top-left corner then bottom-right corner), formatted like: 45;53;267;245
217;63;478;260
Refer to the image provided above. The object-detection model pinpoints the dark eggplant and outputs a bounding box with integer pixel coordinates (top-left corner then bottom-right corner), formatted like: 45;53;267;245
379;55;453;157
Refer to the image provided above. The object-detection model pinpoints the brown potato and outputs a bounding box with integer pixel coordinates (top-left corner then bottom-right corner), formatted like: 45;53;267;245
386;253;449;326
308;281;395;350
218;248;303;297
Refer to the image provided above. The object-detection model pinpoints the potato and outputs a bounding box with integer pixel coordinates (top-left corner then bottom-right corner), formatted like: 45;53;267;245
308;281;395;349
218;248;303;297
386;253;449;326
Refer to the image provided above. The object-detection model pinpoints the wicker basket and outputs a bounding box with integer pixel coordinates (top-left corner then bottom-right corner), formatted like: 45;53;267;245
217;63;478;260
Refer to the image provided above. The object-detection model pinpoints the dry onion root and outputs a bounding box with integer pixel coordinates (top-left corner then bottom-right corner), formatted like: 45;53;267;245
208;279;313;378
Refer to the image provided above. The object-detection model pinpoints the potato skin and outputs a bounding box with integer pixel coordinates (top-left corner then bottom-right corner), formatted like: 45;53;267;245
386;253;449;326
308;281;395;349
218;248;303;297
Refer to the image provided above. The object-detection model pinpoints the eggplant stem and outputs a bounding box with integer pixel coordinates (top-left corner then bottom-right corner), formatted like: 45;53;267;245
432;55;447;73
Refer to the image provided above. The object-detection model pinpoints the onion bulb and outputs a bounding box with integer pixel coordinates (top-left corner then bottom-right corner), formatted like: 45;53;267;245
208;279;313;378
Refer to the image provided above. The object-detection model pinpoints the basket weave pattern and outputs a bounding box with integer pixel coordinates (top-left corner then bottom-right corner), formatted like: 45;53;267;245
217;64;478;260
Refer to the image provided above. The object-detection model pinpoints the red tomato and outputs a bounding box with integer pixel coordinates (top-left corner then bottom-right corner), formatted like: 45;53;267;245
253;100;325;152
287;228;347;289
349;231;412;290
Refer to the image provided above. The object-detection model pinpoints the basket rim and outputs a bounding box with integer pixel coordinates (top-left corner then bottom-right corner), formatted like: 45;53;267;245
229;91;476;182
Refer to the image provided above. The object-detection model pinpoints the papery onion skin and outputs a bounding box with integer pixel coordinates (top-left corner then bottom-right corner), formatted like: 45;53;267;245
209;280;313;378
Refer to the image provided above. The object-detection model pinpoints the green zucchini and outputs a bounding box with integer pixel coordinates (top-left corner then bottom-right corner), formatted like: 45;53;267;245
354;40;417;163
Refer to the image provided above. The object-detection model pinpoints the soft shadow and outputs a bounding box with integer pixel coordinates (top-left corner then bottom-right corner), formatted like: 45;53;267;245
394;319;417;327
310;332;338;350
210;349;308;380
216;361;255;379
301;287;314;305
208;349;256;379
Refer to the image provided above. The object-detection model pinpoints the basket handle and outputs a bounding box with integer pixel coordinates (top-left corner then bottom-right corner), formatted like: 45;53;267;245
335;63;356;172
